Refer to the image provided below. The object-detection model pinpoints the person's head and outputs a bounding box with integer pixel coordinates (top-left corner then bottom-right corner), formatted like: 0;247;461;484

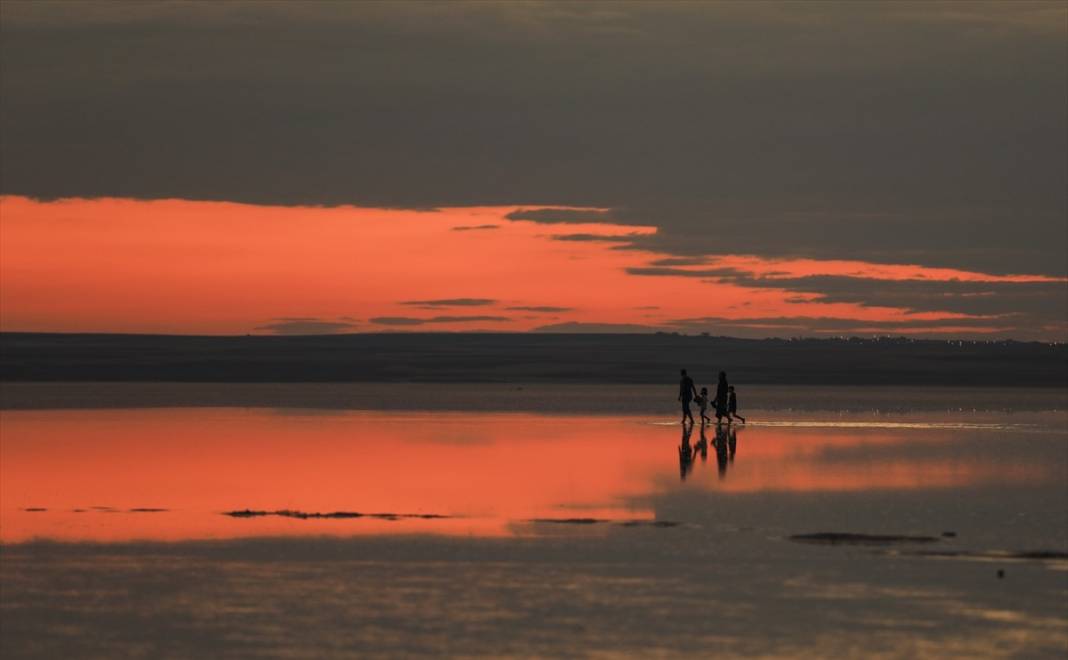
719;371;727;382
700;387;708;394
728;385;735;392
681;369;687;376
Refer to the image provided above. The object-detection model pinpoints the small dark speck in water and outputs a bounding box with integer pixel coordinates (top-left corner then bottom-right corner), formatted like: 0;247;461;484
997;570;1005;578
23;507;47;512
129;508;169;513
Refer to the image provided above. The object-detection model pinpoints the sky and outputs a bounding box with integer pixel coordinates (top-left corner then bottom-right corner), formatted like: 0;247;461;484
1;1;1065;339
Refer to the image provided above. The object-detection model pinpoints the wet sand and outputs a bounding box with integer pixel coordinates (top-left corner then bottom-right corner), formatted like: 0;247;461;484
1;387;1066;658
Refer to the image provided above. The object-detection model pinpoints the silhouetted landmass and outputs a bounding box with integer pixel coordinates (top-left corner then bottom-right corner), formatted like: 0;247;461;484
1;332;1064;386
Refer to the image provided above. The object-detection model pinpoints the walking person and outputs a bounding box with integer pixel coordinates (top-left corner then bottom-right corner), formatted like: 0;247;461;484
696;387;712;424
727;385;746;424
714;371;729;424
678;369;697;425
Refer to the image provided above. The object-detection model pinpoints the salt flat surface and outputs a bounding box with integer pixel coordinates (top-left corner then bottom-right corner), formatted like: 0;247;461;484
1;386;1065;658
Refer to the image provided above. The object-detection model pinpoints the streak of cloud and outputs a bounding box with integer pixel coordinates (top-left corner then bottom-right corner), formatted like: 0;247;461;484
370;315;511;326
401;298;497;308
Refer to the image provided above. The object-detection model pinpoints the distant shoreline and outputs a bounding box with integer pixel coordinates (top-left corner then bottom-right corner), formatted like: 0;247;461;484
3;382;1065;412
2;332;1065;388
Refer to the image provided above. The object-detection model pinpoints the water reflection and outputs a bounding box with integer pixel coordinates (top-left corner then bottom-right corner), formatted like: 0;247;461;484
678;424;694;481
0;409;1056;542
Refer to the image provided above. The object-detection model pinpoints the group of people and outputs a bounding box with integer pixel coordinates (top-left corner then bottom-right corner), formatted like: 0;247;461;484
677;368;745;426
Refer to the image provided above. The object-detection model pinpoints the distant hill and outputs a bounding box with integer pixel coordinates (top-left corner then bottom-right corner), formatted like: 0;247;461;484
1;332;1064;387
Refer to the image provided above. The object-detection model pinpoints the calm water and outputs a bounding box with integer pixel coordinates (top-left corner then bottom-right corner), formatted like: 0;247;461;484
2;388;1066;658
2;405;1064;546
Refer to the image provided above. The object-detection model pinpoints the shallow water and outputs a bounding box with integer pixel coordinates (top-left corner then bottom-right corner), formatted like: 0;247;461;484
2;406;1064;545
2;387;1066;658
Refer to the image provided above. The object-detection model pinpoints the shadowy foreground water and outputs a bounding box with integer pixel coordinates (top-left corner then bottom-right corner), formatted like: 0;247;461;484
1;390;1065;658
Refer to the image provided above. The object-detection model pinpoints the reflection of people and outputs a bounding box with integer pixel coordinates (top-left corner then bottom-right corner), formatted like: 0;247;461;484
714;371;729;424
728;426;737;463
696;423;709;462
678;423;695;480
678;369;697;425
714;424;729;478
727;385;746;424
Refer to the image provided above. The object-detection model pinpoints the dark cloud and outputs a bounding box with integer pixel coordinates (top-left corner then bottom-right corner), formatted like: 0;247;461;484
661;315;1030;339
370;315;511;326
451;224;499;231
257;319;357;335
505;306;574;313
648;257;711;267
625;266;751;279
1;1;1064;279
551;233;640;242
400;298;496;307
725;277;1068;322
505;208;615;223
627;264;1068;330
533;322;665;334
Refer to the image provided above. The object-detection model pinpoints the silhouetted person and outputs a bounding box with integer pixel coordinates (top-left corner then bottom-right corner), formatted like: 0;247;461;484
714;424;729;478
714;371;729;424
695;386;712;424
727;385;746;424
678;369;697;424
678;423;695;480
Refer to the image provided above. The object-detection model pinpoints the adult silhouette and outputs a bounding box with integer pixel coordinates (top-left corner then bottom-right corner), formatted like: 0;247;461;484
714;371;729;424
678;369;697;424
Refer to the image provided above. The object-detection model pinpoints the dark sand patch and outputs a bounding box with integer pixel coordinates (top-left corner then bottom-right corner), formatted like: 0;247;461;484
790;532;940;545
618;520;682;528
528;518;606;525
529;518;682;528
909;549;1068;562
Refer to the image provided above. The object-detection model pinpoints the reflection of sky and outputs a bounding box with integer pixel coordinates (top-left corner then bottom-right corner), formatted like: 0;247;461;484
2;196;1064;338
2;409;1060;543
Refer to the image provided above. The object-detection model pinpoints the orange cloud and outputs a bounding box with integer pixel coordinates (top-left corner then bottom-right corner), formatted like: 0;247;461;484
0;196;1048;336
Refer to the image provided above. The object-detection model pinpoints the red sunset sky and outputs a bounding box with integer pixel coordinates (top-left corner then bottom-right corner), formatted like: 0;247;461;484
2;195;1063;338
1;3;1064;340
